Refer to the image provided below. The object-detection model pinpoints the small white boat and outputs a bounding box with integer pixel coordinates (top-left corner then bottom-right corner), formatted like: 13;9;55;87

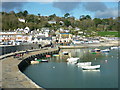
67;57;79;64
81;65;100;70
31;61;39;64
77;62;91;67
53;54;59;56
67;57;79;62
101;49;110;52
41;60;48;62
91;48;101;53
62;51;69;55
111;46;118;50
82;70;100;72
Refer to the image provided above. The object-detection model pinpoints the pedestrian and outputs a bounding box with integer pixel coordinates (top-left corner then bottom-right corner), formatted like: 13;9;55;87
26;50;29;54
14;53;17;58
22;53;24;57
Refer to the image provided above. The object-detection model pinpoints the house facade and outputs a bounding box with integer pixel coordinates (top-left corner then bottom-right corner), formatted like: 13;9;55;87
0;32;29;42
56;33;72;43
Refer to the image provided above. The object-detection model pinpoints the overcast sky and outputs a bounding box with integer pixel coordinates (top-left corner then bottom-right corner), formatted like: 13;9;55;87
2;1;119;19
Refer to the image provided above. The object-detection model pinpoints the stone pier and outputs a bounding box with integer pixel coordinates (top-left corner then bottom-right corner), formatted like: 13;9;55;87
1;48;59;88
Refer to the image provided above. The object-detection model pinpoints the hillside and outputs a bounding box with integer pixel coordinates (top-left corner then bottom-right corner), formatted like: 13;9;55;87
1;10;119;37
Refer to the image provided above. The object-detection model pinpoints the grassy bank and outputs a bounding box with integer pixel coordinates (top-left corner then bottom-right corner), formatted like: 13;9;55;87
97;31;119;37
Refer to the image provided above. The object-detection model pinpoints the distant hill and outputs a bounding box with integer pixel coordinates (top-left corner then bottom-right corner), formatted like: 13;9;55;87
1;10;119;36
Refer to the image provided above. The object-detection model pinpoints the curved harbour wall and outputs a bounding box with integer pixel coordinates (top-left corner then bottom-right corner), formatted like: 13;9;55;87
18;49;59;72
2;48;59;88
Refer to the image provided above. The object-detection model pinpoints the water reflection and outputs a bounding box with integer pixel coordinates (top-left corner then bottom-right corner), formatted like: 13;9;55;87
82;70;100;72
59;48;105;63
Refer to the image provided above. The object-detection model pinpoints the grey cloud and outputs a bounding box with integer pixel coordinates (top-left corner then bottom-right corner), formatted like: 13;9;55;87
84;2;107;12
52;2;80;13
2;2;27;12
95;8;118;18
83;2;118;18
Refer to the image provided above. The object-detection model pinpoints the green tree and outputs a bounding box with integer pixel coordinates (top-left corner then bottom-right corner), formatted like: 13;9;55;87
86;15;91;19
93;18;102;27
64;20;71;27
80;15;91;21
49;14;56;20
16;11;23;17
64;13;70;18
23;10;28;17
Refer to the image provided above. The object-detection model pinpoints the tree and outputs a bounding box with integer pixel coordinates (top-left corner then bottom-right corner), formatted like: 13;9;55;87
86;15;91;19
64;13;70;18
49;14;56;20
44;23;51;27
16;11;23;17
102;18;109;25
2;14;19;30
23;10;28;17
38;13;40;17
9;11;15;14
80;15;91;21
79;15;85;20
93;18;102;27
64;20;71;27
26;14;35;23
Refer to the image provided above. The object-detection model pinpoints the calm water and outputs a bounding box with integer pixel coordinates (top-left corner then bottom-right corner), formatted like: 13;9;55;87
23;47;118;88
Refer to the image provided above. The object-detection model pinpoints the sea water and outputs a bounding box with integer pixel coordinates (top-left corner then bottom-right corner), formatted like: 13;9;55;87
23;47;118;88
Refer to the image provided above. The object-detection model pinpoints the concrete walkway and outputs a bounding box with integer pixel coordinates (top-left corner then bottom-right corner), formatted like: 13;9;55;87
1;48;58;88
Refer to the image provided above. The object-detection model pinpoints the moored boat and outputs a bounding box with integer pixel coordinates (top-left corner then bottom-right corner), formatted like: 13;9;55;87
31;61;40;64
67;57;79;63
62;51;69;55
41;60;48;62
46;55;51;57
101;49;110;52
37;59;48;62
53;54;60;56
111;46;118;50
81;65;100;70
77;62;91;67
91;48;101;53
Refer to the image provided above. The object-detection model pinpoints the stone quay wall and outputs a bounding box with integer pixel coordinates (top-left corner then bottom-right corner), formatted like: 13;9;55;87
1;48;59;88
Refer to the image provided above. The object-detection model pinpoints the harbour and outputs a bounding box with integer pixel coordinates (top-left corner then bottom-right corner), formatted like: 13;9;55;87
1;42;119;88
1;1;119;89
23;46;119;88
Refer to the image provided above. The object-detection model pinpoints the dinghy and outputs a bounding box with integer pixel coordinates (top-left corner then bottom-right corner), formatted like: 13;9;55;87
31;61;39;64
77;62;91;67
53;54;60;56
62;51;69;55
91;48;101;53
101;49;110;53
41;60;48;62
67;57;79;64
81;65;100;70
111;46;118;50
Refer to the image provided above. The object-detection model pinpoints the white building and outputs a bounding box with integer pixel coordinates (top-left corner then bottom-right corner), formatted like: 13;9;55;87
24;27;30;33
48;21;56;24
0;32;29;42
18;18;25;23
